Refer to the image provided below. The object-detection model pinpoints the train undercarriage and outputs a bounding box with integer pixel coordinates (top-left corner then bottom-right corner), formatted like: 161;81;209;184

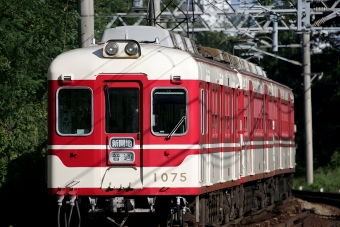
51;173;293;227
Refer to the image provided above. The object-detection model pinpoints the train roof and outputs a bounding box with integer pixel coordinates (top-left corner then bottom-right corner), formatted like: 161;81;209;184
101;26;175;48
48;41;199;81
48;26;293;101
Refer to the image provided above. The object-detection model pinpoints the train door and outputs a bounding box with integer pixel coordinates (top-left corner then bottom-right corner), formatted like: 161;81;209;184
273;93;279;171
210;83;221;184
262;85;267;173
289;96;295;168
249;83;254;177
242;90;250;178
276;89;282;170
222;86;233;182
101;81;143;189
234;89;242;181
267;86;275;173
200;82;212;186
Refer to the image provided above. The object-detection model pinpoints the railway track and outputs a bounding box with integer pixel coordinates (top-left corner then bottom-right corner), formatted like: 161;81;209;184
71;191;340;227
292;189;340;208
236;190;340;227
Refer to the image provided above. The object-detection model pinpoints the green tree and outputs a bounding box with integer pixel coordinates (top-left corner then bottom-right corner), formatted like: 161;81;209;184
196;30;237;52
0;0;78;187
0;0;79;225
94;0;137;40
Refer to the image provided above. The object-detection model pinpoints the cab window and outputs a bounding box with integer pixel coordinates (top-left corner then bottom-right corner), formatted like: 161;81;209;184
57;88;92;135
151;88;188;136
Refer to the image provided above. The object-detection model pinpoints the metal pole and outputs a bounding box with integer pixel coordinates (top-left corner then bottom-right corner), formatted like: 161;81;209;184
78;0;94;48
191;0;194;39
272;19;278;52
303;32;313;185
148;0;154;26
154;0;161;27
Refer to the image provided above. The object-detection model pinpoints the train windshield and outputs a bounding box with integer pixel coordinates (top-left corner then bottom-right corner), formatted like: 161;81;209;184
57;88;92;135
151;88;187;136
105;88;139;133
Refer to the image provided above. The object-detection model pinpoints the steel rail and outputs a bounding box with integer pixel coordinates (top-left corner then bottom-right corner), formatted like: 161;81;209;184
292;189;340;208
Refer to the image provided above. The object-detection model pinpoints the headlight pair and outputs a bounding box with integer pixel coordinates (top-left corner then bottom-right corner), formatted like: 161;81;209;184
105;41;139;56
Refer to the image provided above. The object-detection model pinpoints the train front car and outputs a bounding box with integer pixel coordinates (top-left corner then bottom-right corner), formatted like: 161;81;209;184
47;26;202;226
47;26;296;227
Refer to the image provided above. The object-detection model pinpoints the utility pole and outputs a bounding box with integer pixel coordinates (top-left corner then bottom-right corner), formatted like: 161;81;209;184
270;14;278;52
148;0;154;26
147;0;161;27
303;32;313;185
154;0;161;27
298;0;313;185
78;0;94;48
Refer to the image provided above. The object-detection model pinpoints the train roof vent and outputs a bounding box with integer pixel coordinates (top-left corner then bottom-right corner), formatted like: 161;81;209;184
172;32;186;50
248;63;257;74
191;40;199;54
222;52;233;65
183;37;196;53
255;65;267;77
231;56;242;69
240;59;250;72
199;46;225;62
169;31;199;54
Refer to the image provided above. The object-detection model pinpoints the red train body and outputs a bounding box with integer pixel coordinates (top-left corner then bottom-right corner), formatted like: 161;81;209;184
47;26;295;226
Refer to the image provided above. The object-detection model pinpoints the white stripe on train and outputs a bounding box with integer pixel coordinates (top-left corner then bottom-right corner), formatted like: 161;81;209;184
48;141;293;150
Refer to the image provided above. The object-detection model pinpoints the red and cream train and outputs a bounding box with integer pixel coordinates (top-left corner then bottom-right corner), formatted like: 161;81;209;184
47;26;295;226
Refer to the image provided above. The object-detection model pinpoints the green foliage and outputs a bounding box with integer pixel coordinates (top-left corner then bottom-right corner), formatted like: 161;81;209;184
293;166;340;193
94;0;131;40
309;49;340;168
294;147;340;193
330;150;340;169
0;0;78;188
196;31;237;52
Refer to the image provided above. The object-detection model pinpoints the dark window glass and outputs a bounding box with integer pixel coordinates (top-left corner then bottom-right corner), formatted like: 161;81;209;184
58;88;92;135
106;88;139;133
151;89;187;135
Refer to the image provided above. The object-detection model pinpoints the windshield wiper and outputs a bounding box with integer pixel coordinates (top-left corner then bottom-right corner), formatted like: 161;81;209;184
105;84;111;117
166;116;186;140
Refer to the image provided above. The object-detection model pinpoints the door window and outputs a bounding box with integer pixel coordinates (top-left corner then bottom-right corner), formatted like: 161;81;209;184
105;87;139;133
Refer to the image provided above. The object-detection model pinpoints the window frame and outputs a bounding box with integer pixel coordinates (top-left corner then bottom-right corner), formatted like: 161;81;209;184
56;87;94;136
150;87;189;137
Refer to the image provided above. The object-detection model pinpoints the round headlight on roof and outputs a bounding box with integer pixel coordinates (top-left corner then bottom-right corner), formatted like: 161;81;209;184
125;42;139;55
105;42;119;56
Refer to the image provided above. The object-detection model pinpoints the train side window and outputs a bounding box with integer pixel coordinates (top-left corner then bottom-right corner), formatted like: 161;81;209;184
201;89;204;135
151;88;188;136
57;87;93;135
